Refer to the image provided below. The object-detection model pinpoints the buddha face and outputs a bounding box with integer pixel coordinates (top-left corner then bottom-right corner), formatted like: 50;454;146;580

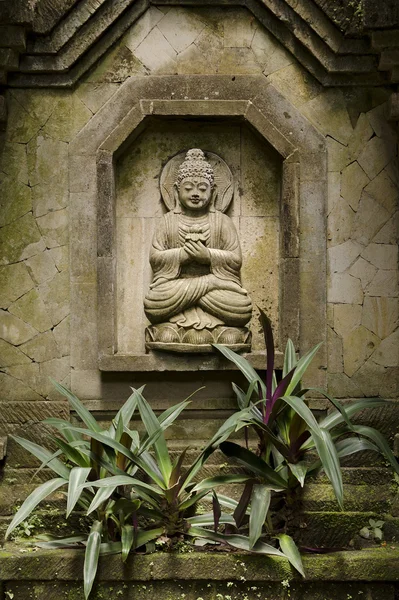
177;177;213;212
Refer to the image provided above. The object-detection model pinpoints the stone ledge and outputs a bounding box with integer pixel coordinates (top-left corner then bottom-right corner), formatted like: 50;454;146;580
0;547;398;582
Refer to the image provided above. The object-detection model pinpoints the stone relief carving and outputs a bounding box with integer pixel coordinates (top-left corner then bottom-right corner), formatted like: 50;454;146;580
144;149;252;353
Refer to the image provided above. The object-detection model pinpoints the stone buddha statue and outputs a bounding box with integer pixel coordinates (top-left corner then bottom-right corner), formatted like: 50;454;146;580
144;148;252;352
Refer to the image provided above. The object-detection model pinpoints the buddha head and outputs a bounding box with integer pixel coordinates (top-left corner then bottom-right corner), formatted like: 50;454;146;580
174;149;216;213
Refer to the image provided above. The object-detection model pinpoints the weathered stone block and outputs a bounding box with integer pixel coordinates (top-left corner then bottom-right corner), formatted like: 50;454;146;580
328;273;363;305
8;289;52;333
372;329;399;367
75;83;119;114
0;213;45;265
19;331;61;363
348;257;377;289
348;112;373;160
157;7;206;53
53;316;69;357
35;271;68;329
362;297;399;339
373;212;399;245
301;89;353;145
364;169;398;215
0;142;29;185
135;27;177;73
361;243;398;270
0;373;43;402
328;240;362;274
0;339;31;368
24;251;58;285
333;304;362;338
0;174;32;229
327;199;354;247
357;136;396;180
36;208;68;249
0;263;34;309
343;325;381;377
366;269;399;298
341;161;369;212
124;6;164;53
327;325;343;373
42;94;92;143
0;310;37;345
351;192;390;246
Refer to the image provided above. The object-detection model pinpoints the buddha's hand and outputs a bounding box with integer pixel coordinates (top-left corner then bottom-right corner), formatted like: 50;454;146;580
184;240;211;265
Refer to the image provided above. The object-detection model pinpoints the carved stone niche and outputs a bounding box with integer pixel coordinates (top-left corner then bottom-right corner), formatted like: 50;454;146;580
69;76;327;385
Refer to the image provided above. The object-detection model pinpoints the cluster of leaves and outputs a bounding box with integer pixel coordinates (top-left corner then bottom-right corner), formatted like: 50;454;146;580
359;519;384;541
5;380;301;597
5;311;399;597
213;310;399;550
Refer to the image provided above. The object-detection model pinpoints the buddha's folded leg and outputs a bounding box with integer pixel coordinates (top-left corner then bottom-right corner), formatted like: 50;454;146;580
199;289;252;327
144;276;211;324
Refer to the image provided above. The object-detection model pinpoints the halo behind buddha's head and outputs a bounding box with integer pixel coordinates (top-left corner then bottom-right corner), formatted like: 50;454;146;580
160;148;234;213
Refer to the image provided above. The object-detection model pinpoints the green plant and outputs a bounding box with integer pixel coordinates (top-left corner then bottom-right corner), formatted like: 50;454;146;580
213;310;399;555
359;519;384;541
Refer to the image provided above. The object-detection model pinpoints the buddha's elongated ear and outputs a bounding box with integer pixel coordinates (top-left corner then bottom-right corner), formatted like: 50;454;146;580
173;183;181;213
209;184;218;212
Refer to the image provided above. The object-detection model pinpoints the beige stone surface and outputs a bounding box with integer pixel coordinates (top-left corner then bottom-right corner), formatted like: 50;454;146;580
53;316;70;357
39;270;69;326
351;358;398;398
371;329;399;367
84;42;147;83
124;6;164;52
343;325;381;377
268;63;322;108
0;339;32;368
5;94;41;143
327;199;354;247
11;89;58;127
327;372;363;398
239;217;280;351
0;372;43;401
333;304;362;338
364;169;398;215
135;27;177;73
251;26;293;75
301;89;353;145
36;208;68;248
0;263;34;309
361;243;398;270
27;135;68;188
216;47;261;75
0;142;29;185
157;7;206;53
0;310;37;345
340;162;369;212
348;257;377;289
0;213;45;265
24;250;58;285
348;112;373;160
328;272;363;304
357;136;396;180
42;94;92;143
362;296;398;339
326;137;350;173
351;192;390;246
327;172;340;215
328;240;362;274
373;212;399;244
327;325;343;373
8;289;52;333
223;8;256;48
366;269;399;297
48;245;69;272
75;83;119;114
0;174;32;228
367;102;397;141
40;356;70;395
19;331;61;363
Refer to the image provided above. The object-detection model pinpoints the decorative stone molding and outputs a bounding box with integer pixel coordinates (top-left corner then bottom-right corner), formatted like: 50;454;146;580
69;75;327;388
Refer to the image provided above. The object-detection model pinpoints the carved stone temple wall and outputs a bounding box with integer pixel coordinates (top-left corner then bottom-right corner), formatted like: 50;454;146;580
0;3;398;477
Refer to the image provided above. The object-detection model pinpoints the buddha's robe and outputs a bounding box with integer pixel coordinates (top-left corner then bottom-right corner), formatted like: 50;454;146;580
144;211;252;329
